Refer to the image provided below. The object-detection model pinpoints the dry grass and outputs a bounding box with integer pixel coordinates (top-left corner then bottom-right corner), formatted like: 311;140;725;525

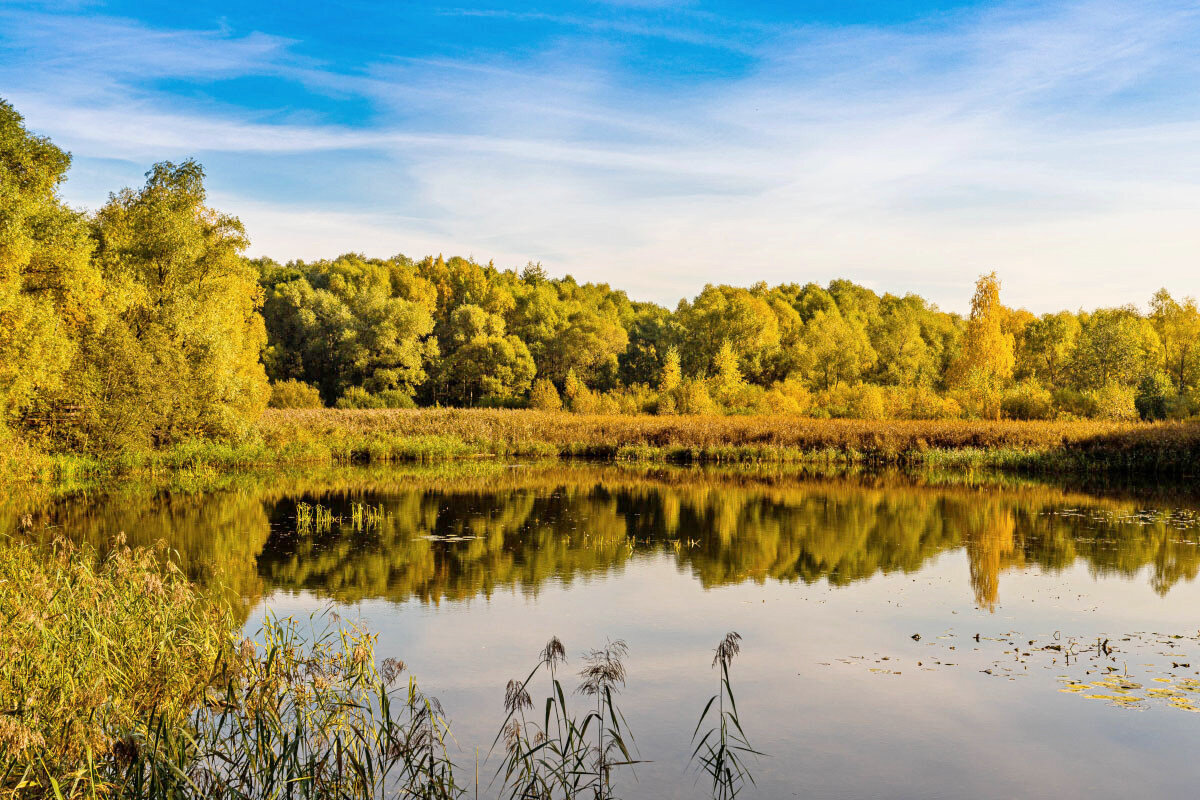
254;408;1200;472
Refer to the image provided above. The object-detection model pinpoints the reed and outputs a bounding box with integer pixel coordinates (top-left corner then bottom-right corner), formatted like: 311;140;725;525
2;539;763;799
350;501;387;531
11;410;1200;490
690;633;762;800
296;501;338;533
0;536;230;796
251;409;1200;474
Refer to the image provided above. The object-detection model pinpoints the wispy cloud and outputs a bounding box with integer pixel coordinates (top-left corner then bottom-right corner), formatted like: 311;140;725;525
3;0;1200;311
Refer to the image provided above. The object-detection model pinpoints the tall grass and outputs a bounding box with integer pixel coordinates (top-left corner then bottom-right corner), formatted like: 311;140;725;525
0;537;230;794
10;409;1200;488
2;539;761;799
690;634;761;800
252;409;1200;474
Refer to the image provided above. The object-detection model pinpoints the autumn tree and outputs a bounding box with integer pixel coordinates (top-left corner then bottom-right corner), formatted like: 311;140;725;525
1071;307;1160;390
949;273;1014;418
673;284;781;381
528;377;562;411
798;308;876;390
259;255;437;405
0;100;100;432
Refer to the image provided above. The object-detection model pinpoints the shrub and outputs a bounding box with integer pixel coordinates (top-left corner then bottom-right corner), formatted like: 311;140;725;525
268;379;323;409
1135;373;1173;421
849;384;887;419
477;395;527;409
676;378;716;415
1001;381;1054;420
903;385;962;420
1051;387;1095;419
656;392;678;415
1166;389;1200;420
810;383;887;419
335;387;416;409
563;369;599;414
1087;382;1139;421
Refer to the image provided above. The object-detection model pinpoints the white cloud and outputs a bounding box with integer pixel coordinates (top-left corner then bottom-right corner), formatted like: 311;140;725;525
5;0;1200;312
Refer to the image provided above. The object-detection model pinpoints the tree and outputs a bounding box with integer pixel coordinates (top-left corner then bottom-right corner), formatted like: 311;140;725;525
658;346;682;394
437;305;534;405
870;297;938;387
1071;307;1159;390
0;100;100;431
1017;312;1080;386
798;309;876;390
674;285;781;381
259;255;437;405
1150;289;1200;393
709;339;748;408
529;377;562;411
949;273;1014;418
76;160;268;449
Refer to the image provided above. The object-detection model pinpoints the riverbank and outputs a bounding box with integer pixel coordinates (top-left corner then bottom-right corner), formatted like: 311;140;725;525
9;409;1200;487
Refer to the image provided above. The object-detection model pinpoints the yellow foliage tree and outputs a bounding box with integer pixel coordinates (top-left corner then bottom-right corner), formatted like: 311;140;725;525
950;272;1014;419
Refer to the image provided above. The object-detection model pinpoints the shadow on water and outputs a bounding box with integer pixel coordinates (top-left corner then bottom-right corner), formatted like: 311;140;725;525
9;461;1200;614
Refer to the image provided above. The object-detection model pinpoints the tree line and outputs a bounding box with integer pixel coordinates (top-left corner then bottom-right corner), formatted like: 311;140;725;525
3;99;1198;453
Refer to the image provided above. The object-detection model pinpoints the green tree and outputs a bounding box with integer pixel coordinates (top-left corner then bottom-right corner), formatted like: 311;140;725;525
1150;289;1200;393
259;255;437;405
798;309;876;390
674;285;781;381
75;160;268;449
437;305;534;405
1071;307;1160;390
870;296;939;387
1017;311;1080;387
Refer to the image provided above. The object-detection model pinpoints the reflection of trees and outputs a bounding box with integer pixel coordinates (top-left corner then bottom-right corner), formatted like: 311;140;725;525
964;506;1019;611
25;489;272;619
16;464;1200;609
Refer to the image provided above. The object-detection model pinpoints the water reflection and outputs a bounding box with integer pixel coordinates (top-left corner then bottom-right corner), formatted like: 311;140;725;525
17;464;1200;611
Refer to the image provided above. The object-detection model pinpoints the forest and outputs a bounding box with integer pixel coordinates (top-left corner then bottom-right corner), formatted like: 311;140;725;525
4;98;1200;456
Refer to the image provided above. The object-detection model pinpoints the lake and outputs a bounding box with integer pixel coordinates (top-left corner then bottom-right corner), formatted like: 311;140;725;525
25;462;1200;798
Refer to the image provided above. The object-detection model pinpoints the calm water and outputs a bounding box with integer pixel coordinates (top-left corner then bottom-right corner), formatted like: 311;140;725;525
23;463;1200;798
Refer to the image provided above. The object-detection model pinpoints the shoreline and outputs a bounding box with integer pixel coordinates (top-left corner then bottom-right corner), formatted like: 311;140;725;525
8;409;1199;489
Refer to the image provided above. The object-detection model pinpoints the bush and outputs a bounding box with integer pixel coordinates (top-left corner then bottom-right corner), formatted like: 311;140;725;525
849;384;887;419
476;395;527;409
1135;373;1173;421
268;379;323;409
1166;389;1200;420
676;379;716;415
1051;388;1095;419
1087;382;1139;421
810;383;889;419
335;387;416;409
903;385;962;420
1002;381;1054;420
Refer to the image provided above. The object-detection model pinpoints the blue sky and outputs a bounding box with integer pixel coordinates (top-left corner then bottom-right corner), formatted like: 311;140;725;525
3;0;1200;312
